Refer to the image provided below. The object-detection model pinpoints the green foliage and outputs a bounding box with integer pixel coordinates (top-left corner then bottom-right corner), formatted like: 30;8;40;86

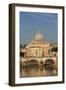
51;47;58;52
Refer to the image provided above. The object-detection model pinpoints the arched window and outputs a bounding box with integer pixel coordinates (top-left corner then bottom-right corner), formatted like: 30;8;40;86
36;50;37;56
48;49;50;55
42;51;44;57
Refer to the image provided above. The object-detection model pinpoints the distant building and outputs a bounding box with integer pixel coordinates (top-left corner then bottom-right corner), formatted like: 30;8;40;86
20;32;58;66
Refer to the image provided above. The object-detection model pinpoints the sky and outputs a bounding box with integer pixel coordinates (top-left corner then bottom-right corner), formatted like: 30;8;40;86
20;12;58;45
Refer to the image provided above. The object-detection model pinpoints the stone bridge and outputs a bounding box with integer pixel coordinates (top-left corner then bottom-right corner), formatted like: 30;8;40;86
20;56;57;66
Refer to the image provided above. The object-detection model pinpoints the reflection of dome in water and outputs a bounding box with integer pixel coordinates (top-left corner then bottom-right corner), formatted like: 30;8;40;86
34;31;43;41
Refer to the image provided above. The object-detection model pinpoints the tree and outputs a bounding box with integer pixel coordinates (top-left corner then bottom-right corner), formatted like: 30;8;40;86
20;45;23;48
20;44;27;48
23;44;27;48
51;47;58;52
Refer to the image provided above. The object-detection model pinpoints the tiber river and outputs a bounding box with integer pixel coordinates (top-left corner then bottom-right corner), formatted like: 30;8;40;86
20;66;57;77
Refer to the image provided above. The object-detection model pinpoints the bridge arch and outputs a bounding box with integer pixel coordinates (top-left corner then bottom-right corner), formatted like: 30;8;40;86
27;59;39;66
44;59;55;70
44;59;54;64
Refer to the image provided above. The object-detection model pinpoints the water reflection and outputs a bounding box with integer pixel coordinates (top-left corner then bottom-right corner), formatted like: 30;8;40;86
20;66;57;77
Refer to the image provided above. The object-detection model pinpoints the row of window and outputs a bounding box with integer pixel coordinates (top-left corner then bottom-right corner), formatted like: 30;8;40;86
26;49;50;57
20;49;57;57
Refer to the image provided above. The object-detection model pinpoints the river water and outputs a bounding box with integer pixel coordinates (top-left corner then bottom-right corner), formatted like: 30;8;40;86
20;66;57;77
